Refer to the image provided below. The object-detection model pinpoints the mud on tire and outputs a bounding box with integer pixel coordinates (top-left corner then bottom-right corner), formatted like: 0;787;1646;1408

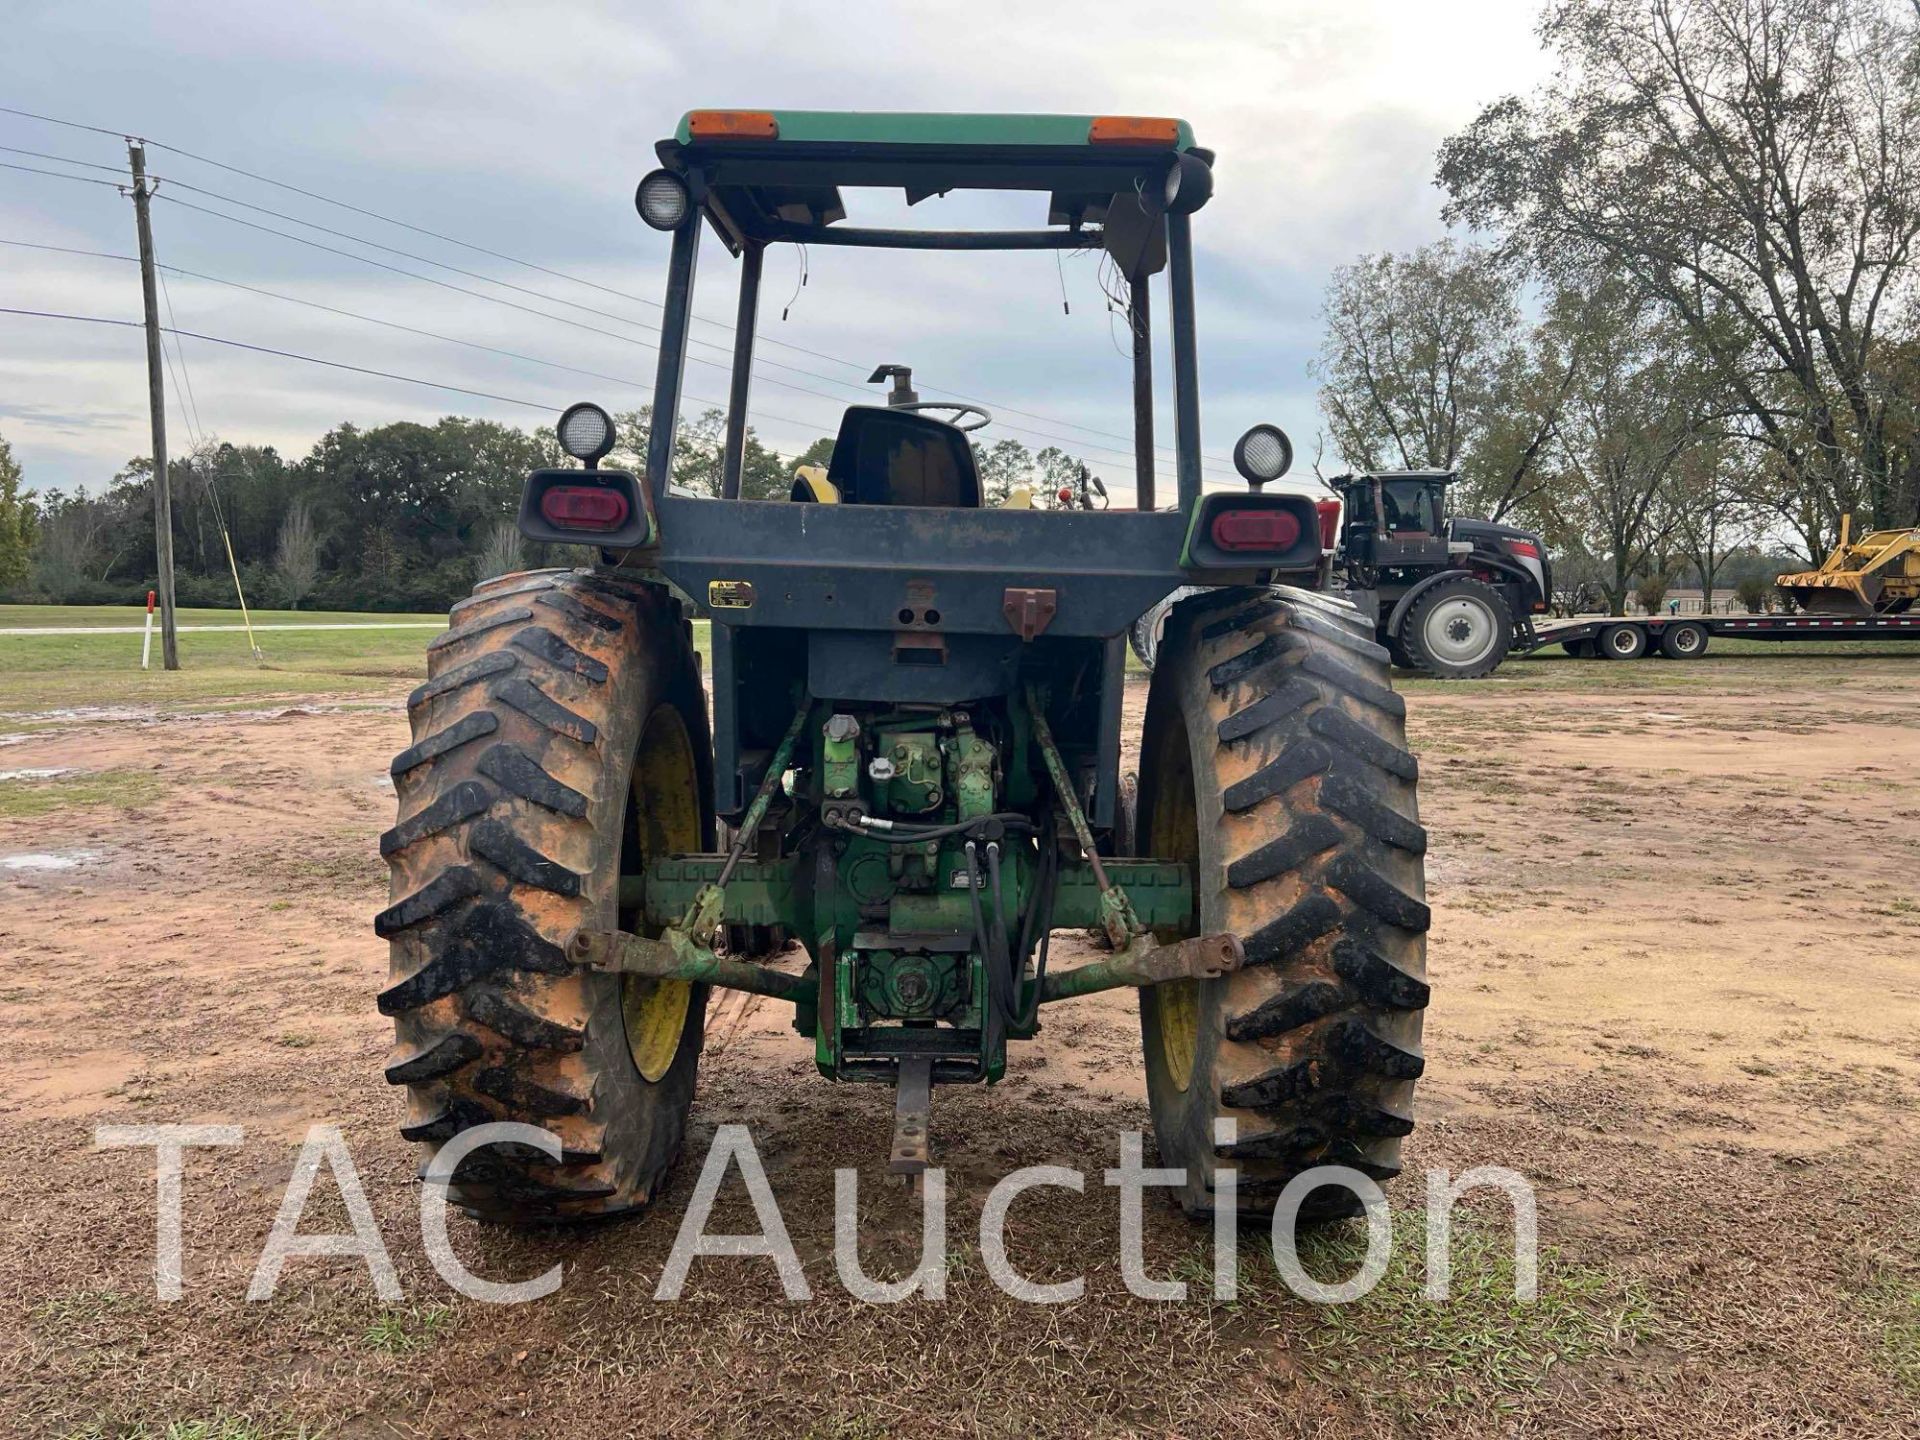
1138;586;1429;1217
377;568;713;1222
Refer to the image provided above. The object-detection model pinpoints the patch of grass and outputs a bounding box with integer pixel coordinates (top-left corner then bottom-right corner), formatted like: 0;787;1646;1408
30;1286;135;1334
0;768;165;819
800;1415;891;1440
361;1304;454;1354
1867;1266;1920;1392
1275;1212;1654;1421
274;1033;318;1049
62;1420;318;1440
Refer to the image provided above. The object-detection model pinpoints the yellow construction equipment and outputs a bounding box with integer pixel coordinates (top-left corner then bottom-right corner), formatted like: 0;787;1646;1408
1776;515;1920;616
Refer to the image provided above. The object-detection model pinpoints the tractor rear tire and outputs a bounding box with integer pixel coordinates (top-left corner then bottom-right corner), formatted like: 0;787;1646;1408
1138;587;1429;1219
378;569;714;1223
1399;575;1511;679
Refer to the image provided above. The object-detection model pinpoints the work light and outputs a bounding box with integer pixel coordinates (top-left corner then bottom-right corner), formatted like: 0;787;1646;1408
635;169;690;230
557;401;616;467
1233;423;1293;488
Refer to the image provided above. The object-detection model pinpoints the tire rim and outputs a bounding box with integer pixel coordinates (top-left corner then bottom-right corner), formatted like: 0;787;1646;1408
622;703;701;1083
1672;627;1702;654
1424;596;1499;667
1145;709;1202;1093
1607;628;1640;657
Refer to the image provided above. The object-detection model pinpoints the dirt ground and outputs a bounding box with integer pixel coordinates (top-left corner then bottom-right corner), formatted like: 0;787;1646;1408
1;651;1917;1438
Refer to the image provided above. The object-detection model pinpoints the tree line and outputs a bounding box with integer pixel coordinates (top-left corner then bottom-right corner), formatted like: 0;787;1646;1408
1315;0;1920;615
0;407;1099;613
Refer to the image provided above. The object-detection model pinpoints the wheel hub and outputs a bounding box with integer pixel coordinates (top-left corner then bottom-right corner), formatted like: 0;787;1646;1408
1424;597;1498;665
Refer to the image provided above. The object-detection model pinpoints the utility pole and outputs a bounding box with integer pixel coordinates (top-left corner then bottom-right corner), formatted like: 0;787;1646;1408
128;141;179;669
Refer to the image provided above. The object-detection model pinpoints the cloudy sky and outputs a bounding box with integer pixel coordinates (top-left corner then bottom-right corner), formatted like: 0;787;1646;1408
0;0;1550;499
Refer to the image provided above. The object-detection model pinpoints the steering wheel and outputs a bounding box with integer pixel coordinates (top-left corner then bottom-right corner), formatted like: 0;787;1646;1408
892;401;993;433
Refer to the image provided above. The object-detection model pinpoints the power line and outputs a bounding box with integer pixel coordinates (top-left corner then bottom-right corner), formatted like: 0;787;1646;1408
0;236;832;447
143;140;1236;466
156;266;207;443
0;158;123;188
0;306;554;410
0;103;130;140
0;142;126;175
149;192;1184;472
5;103;1239;474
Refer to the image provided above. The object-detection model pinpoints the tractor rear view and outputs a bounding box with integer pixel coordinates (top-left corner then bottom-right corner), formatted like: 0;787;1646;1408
376;111;1429;1227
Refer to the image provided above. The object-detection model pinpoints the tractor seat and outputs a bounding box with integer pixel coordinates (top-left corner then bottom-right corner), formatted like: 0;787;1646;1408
823;406;981;508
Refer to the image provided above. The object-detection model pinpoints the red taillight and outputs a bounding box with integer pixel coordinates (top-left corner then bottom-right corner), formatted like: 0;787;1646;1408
540;484;630;532
1211;508;1302;552
1507;539;1540;559
1314;498;1341;551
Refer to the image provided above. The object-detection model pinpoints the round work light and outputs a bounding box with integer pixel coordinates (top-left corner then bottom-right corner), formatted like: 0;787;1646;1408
1233;423;1294;489
557;401;616;467
635;169;690;230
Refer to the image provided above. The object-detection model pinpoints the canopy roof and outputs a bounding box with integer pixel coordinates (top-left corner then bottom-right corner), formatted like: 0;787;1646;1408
657;110;1207;251
670;110;1197;151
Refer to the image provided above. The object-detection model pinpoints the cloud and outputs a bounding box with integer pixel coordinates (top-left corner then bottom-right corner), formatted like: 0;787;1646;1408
0;0;1549;493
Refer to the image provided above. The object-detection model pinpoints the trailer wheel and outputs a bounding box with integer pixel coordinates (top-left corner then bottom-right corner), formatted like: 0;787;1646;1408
1399;576;1512;679
1560;638;1595;659
1598;623;1647;660
1659;622;1709;660
1139;587;1428;1219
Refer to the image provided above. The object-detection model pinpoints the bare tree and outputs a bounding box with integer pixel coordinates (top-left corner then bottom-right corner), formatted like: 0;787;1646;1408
1315;239;1574;521
1441;0;1920;551
1535;281;1714;614
1664;435;1762;613
1316;240;1517;472
275;499;319;611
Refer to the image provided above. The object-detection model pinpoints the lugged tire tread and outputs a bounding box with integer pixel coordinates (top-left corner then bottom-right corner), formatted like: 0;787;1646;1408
1143;586;1426;1217
380;780;490;857
373;865;481;938
467;986;587;1051
381;573;706;1225
1224;814;1342;888
511;627;609;684
537;589;623;633
1222;737;1332;813
409;652;516;711
469;817;582;896
1308;705;1419;781
1319;768;1428;854
384;1031;482;1085
1299;649;1407;719
1217;673;1318;744
495;677;598;745
477;744;589;817
429;606;534;654
391;712;500;778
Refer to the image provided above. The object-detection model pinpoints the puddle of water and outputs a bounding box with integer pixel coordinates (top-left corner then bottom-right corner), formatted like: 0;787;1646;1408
0;767;77;782
1;850;97;871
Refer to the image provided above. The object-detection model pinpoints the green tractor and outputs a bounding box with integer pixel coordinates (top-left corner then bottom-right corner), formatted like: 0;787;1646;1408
377;110;1428;1223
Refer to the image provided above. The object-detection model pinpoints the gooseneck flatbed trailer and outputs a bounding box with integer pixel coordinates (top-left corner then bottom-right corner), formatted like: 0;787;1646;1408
1524;610;1920;661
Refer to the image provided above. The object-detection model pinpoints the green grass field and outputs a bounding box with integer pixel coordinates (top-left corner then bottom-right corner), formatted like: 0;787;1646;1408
1;598;1913;716
0;604;720;714
0;605;448;713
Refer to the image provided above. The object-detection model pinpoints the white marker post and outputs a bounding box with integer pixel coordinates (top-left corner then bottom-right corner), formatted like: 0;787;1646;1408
140;589;155;671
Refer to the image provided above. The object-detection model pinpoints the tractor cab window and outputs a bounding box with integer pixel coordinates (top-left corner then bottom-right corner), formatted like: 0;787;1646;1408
1381;480;1442;536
